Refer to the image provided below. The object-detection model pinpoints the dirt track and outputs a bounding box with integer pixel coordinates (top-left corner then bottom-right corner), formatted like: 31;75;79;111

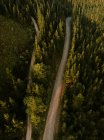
43;17;72;140
25;17;39;140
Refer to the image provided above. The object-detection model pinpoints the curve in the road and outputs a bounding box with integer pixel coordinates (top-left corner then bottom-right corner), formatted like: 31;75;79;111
42;17;72;140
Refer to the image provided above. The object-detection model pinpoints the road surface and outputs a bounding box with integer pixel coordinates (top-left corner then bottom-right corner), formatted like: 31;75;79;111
42;17;72;140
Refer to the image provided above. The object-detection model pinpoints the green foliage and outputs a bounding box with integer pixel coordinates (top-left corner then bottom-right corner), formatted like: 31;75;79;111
0;15;32;139
61;0;104;140
0;0;104;140
32;63;49;83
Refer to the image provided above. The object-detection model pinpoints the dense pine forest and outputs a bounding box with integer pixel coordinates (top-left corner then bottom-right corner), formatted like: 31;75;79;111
0;0;104;140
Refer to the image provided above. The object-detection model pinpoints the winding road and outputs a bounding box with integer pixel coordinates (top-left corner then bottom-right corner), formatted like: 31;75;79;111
25;17;39;140
42;17;72;140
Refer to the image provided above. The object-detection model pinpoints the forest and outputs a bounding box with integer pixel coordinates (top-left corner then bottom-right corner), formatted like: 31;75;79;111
0;0;104;140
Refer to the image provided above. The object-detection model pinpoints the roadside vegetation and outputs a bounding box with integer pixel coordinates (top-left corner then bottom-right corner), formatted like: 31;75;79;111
0;0;104;139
